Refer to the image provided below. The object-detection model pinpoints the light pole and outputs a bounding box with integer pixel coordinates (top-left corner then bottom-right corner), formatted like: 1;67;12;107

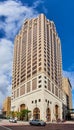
46;101;49;120
35;100;38;119
11;106;15;118
27;107;28;121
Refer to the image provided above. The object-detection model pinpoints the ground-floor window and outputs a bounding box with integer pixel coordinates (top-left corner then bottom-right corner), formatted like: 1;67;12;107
46;108;51;121
55;105;59;120
33;107;40;119
20;104;25;111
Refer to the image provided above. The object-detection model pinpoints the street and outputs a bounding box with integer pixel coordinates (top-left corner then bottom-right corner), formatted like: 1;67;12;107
0;124;74;130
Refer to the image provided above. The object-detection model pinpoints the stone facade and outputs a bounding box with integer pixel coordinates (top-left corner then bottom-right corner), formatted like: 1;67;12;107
11;14;68;121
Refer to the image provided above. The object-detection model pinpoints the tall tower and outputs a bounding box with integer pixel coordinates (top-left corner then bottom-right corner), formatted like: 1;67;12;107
11;14;63;121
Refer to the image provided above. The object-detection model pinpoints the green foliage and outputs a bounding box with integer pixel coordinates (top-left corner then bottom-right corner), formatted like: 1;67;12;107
16;111;21;120
9;111;15;118
20;109;31;121
9;109;31;121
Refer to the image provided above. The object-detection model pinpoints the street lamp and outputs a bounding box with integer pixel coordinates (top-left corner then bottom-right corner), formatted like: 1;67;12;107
26;107;28;121
11;106;15;118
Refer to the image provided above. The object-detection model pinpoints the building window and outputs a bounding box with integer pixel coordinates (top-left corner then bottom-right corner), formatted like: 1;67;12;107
38;99;41;102
32;66;37;70
44;76;46;79
39;58;41;61
38;76;41;79
39;80;41;83
45;80;47;83
55;87;58;97
32;78;37;90
44;68;46;71
48;79;51;91
32;101;34;104
35;100;37;103
48;100;49;104
27;74;31;78
39;62;41;66
38;85;41;88
44;63;46;66
27;82;31;93
32;70;37;75
44;59;46;62
14;91;16;99
39;54;41;57
17;88;19;97
45;85;47;88
39;67;41;71
20;85;25;96
52;83;54;94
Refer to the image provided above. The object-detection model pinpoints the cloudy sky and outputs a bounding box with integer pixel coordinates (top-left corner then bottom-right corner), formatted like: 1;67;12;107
0;0;74;108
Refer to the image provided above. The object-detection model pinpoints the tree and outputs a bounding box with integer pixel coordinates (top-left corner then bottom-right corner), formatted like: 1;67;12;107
20;109;31;121
9;111;15;118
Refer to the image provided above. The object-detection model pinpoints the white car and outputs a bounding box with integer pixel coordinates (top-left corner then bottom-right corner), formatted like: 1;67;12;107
9;118;17;123
29;119;46;126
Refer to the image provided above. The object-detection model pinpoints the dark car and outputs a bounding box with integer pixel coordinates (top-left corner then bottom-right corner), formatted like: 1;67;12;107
29;119;46;126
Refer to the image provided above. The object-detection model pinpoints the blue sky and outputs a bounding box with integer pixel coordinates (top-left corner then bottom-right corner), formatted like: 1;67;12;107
0;0;74;108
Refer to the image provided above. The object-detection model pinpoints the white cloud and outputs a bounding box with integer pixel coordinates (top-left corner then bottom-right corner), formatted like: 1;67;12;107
68;63;74;71
33;0;44;8
0;39;13;108
63;70;74;89
0;39;13;74
0;0;41;108
0;0;38;39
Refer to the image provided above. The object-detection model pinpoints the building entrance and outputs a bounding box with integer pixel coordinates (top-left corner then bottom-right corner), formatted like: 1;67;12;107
46;108;51;121
33;107;40;119
20;104;25;111
55;105;59;120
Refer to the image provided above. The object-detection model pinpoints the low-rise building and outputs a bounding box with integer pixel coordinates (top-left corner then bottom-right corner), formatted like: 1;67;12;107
2;96;11;117
62;77;72;109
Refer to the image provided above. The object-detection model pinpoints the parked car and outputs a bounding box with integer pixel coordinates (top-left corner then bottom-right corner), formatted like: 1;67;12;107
29;119;46;126
9;117;17;123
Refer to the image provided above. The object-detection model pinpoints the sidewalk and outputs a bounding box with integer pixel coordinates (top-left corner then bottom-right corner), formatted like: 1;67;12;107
64;121;74;124
0;119;74;126
0;119;29;126
46;120;74;124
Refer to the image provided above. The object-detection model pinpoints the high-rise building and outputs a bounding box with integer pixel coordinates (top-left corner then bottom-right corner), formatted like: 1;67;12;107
11;14;66;121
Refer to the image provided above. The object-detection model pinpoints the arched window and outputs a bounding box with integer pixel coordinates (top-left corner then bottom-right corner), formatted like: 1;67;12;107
55;105;59;120
46;108;51;121
20;104;25;111
33;107;40;119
